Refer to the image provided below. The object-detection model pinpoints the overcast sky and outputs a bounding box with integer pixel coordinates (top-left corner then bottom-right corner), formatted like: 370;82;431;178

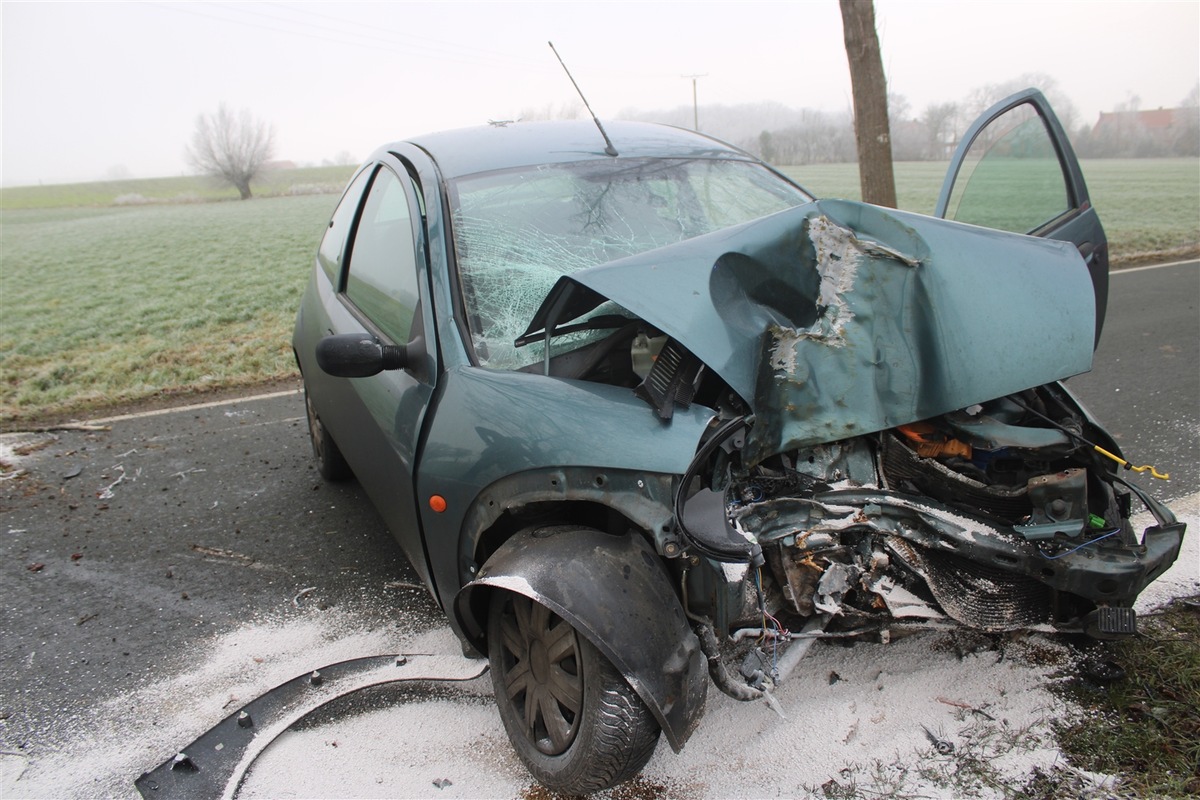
2;0;1197;186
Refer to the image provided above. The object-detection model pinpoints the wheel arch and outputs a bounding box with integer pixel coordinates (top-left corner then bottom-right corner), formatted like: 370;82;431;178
453;524;708;752
459;467;683;576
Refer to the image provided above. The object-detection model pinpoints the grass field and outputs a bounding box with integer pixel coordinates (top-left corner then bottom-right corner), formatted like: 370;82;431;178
783;158;1200;261
1;195;338;422
1;158;1197;424
0;164;356;210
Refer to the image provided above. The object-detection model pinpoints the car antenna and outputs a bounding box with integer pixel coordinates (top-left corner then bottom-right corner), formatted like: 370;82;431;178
548;41;618;157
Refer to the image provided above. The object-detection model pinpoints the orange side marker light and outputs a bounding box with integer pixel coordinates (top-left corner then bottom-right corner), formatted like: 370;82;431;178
429;495;448;513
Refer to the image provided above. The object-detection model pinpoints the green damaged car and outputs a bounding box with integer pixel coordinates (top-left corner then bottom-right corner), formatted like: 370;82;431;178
285;90;1184;794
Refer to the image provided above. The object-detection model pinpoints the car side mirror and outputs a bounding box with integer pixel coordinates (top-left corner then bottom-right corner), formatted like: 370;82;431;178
315;334;409;378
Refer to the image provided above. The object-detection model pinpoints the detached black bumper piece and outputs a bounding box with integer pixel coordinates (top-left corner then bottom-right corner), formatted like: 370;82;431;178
135;654;487;799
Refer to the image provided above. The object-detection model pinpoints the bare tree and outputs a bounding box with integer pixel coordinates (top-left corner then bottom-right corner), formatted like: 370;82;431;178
757;130;777;162
839;0;896;207
185;104;276;199
965;73;1078;132
888;92;929;161
920;102;958;159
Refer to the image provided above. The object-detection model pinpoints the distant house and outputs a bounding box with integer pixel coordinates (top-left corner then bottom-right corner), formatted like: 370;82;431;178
1093;108;1178;137
1088;107;1198;156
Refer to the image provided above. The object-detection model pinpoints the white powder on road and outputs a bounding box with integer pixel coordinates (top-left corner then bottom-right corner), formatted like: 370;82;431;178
1;616;472;798
239;633;1074;800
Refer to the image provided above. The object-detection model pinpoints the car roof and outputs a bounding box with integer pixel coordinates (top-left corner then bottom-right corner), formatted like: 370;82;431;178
383;120;754;179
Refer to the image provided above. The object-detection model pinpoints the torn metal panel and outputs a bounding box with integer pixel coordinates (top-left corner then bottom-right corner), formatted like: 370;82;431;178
814;561;857;616
867;575;946;620
742;200;1095;464
788;214;864;347
530;198;1095;464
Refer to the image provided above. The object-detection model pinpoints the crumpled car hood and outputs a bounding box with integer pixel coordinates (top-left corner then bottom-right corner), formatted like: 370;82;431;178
524;198;1096;464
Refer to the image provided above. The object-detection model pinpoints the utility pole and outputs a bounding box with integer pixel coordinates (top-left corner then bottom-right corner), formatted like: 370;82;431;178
681;74;706;131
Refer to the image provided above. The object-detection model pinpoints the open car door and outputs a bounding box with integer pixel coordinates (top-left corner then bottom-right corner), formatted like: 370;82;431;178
936;88;1108;345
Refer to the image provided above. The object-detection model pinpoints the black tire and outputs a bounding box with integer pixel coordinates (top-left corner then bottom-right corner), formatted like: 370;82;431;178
488;590;660;794
304;389;352;482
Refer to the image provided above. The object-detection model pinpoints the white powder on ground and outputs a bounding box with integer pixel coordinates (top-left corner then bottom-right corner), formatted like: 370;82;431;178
233;630;1080;799
634;635;1075;799
239;694;524;799
0;433;56;478
1134;490;1199;612
4;495;1195;799
1;613;473;799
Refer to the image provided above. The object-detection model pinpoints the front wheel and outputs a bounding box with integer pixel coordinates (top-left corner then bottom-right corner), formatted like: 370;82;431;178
488;591;660;794
304;389;352;482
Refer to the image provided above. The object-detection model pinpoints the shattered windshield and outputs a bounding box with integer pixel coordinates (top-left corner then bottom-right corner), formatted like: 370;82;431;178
450;157;811;369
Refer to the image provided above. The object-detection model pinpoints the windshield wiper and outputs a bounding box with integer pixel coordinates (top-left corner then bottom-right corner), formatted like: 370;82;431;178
514;314;634;348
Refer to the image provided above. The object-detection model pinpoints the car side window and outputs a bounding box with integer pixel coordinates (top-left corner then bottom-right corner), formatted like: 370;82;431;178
318;167;373;283
943;102;1070;234
343;166;421;345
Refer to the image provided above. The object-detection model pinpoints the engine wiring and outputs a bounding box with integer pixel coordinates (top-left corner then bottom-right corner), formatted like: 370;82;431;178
1037;528;1122;560
752;567;791;681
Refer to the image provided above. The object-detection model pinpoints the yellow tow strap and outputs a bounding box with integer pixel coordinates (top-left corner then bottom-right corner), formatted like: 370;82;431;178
1093;445;1170;481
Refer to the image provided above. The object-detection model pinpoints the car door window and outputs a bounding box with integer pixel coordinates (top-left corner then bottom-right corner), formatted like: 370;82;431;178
938;89;1109;346
318;167;372;283
344;166;421;345
942;102;1069;234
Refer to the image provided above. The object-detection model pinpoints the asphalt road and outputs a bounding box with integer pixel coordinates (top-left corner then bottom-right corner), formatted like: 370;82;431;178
1067;260;1200;493
1;394;436;770
1;259;1195;791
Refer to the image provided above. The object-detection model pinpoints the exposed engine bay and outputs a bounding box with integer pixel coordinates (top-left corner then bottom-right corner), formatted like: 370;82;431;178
674;381;1183;699
518;315;1183;663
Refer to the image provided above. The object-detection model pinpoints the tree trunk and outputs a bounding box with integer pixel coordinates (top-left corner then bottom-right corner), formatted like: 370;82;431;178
839;0;897;208
234;179;253;200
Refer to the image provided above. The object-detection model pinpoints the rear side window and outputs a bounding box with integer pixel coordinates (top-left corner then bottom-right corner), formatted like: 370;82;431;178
343;167;421;345
318;167;372;283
